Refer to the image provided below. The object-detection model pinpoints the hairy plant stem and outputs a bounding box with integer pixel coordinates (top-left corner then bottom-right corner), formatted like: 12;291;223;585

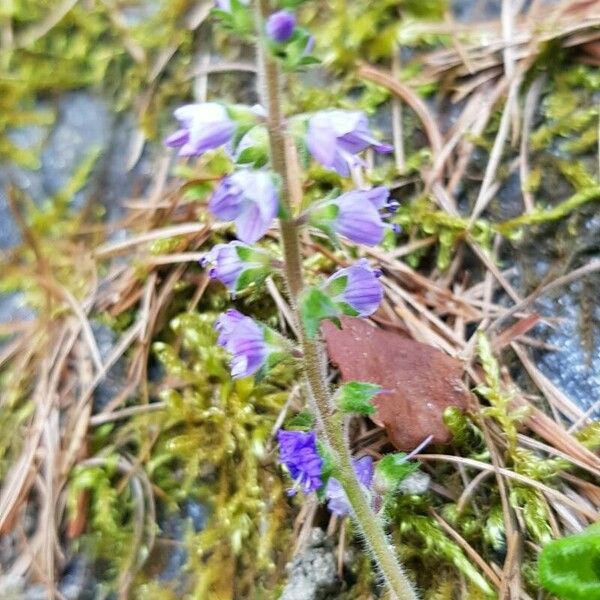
253;2;418;598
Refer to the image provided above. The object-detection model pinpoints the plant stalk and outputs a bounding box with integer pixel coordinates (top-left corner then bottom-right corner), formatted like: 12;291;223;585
254;2;418;598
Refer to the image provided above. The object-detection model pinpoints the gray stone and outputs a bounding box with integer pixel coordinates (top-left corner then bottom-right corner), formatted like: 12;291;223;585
90;322;128;412
398;471;431;495
41;93;112;207
280;528;338;600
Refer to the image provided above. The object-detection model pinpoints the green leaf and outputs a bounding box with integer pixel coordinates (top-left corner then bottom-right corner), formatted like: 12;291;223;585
376;453;420;489
235;245;255;261
325;274;347;297
235;267;270;292
336;381;380;415
539;524;600;600
299;287;341;338
334;301;359;317
316;440;335;495
285;410;315;431
212;0;254;37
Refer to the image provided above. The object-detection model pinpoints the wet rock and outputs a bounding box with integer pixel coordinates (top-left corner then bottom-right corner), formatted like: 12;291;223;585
144;500;207;588
504;202;600;417
91;322;128;413
0;292;35;328
451;0;501;22
322;318;470;450
399;471;431;495
0;91;156;252
41;93;112;208
280;529;338;600
0;121;48;248
59;556;97;600
533;281;600;417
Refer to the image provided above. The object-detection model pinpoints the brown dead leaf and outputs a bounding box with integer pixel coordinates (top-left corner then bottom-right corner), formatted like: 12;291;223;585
322;318;470;450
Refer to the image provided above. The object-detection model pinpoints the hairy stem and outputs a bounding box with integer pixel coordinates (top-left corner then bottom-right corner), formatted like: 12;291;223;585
253;2;418;598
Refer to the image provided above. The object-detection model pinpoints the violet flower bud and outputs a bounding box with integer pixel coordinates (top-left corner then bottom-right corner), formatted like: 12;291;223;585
323;259;384;317
266;10;296;43
215;309;284;379
277;430;323;495
306;110;393;177
309;186;397;246
326;456;374;516
165;103;235;157
202;241;272;292
209;170;279;244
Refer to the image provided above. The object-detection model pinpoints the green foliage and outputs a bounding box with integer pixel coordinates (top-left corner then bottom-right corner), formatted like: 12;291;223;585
397;512;495;596
495;184;600;237
1;0;197;164
530;65;600;155
285;409;315;430
145;311;294;597
67;462;135;575
510;487;552;546
443;406;487;460
394;197;493;270
476;333;528;454
299;286;342;336
483;504;506;552
270;27;321;72
539;523;600;600
213;0;254;37
376;453;420;491
576;421;600;451
312;0;447;68
335;381;380;416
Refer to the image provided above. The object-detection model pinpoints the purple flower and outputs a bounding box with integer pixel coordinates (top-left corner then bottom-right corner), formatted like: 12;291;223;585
209;171;279;243
309;187;396;246
277;430;323;495
323;259;384;317
215;309;270;378
166;103;235;157
306;110;393;177
326;456;374;516
202;241;271;292
266;10;296;43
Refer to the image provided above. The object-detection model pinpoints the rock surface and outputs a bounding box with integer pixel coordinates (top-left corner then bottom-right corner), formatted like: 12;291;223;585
280;529;339;600
322;318;470;450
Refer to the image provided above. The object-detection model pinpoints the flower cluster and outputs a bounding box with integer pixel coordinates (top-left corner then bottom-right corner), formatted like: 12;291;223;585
277;429;376;516
277;430;323;495
167;5;402;525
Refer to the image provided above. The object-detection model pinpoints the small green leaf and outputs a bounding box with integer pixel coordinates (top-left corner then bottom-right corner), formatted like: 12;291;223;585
325;274;347;297
212;0;254;37
334;301;359;317
539;524;600;600
285;410;315;431
235;268;269;292
336;381;380;415
316;440;335;495
299;287;340;338
376;453;420;489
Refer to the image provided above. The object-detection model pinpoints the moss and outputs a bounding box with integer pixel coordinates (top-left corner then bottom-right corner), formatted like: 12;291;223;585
139;311;294;597
1;0;196;165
